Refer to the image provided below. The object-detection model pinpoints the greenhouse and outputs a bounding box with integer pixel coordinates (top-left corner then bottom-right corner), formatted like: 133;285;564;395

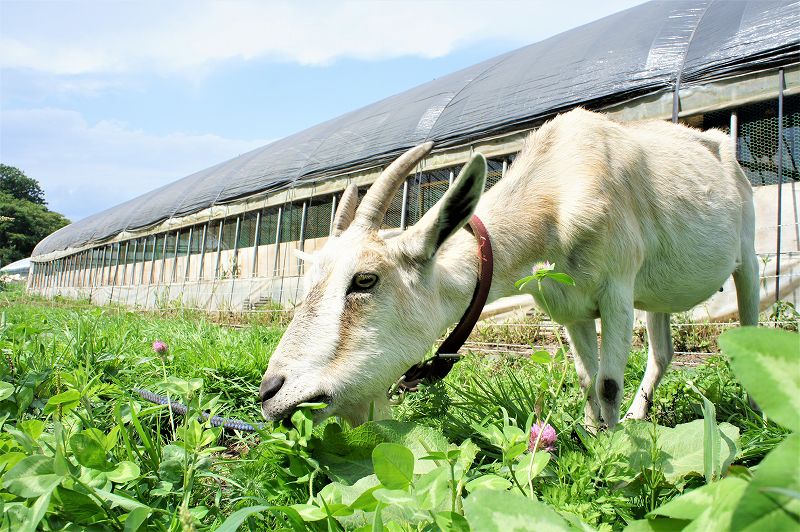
28;0;800;316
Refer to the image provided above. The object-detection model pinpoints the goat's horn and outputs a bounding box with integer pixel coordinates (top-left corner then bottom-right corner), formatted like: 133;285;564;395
354;142;433;229
332;183;359;236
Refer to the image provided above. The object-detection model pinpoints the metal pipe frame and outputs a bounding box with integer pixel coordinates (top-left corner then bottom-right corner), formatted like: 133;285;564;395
111;243;121;286
87;248;95;287
231;216;241;278
198;224;208;280
214;220;224;279
100;246;109;286
252;211;261;277
273;206;283;276
121;242;130;285
170;230;180;283
130;239;139;286
147;236;156;285
298;201;308;272
137;239;146;285
184;226;193;282
74;252;82;288
64;256;73;287
159;235;168;284
775;69;785;303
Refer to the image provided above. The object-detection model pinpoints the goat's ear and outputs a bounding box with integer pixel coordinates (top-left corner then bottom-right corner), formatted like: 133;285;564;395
398;153;486;262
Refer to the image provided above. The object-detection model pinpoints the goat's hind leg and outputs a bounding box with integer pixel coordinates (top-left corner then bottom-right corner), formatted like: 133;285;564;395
733;245;759;327
624;312;673;421
733;236;760;409
565;320;600;432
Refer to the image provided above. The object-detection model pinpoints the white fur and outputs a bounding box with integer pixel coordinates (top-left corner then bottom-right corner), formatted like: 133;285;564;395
260;109;758;429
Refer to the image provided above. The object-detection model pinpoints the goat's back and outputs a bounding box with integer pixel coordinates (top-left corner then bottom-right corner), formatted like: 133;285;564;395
487;109;753;313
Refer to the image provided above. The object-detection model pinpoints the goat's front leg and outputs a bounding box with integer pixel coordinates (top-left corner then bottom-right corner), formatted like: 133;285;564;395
565;320;601;432
597;284;635;428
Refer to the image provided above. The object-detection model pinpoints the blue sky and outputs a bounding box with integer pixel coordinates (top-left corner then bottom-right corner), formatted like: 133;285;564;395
0;0;644;222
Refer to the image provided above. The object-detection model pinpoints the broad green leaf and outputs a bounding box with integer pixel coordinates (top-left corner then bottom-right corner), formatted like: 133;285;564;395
350;487;380;512
434;511;470;532
0;381;15;401
372;443;414;490
719;327;800;432
647;476;747;530
530;350;552;364
621;420;739;483
2;502;31;531
0;451;26;473
314;420;447;484
3;455;64;497
323;475;380;511
624;518;689;531
158;445;186;483
216;505;306;532
290;409;313;440
464;489;571;531
123;507;152;532
16;386;33;415
92;488;149;512
19;489;53;532
544;272;575;285
515;276;535;290
289;503;327;521
458;439;480;473
295;401;328;410
18;419;45;441
318;482;345;505
515;451;550;487
373;488;415;506
731;433;800;531
52;486;103;522
415;466;450;510
688;383;721;483
43;389;81;415
70;432;112;471
465;474;512;493
106;461;140;483
161;376;203;397
372;501;384;532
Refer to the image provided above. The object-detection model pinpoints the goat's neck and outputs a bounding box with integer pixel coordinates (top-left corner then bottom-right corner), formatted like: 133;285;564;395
434;204;549;328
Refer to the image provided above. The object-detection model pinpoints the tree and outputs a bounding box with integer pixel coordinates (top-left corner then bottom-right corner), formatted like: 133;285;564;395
1;164;46;204
0;166;70;266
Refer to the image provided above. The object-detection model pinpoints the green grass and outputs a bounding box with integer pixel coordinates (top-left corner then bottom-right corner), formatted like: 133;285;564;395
0;286;792;530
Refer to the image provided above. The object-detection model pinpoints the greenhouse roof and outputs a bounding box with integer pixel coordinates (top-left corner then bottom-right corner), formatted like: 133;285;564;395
33;0;800;258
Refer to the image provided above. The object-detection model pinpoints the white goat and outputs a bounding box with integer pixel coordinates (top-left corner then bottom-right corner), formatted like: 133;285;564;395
260;108;758;429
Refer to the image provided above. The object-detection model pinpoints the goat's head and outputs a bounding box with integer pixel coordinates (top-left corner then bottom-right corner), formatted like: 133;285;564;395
259;143;487;425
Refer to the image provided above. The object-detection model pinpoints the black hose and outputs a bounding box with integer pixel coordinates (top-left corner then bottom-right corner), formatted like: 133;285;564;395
132;388;264;432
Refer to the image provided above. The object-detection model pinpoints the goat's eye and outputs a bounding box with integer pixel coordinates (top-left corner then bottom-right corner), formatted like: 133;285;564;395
349;272;378;293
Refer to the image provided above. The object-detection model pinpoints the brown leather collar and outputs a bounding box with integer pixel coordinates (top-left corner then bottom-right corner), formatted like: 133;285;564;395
397;214;493;392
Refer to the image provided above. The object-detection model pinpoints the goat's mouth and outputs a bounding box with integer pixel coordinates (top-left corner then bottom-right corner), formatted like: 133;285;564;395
302;393;332;407
262;393;333;425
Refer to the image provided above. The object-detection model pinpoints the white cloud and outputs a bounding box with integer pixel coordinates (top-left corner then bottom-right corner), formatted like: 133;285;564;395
1;108;268;222
0;0;645;75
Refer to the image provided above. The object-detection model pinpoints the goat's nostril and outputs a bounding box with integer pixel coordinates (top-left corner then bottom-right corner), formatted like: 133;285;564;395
259;375;285;402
